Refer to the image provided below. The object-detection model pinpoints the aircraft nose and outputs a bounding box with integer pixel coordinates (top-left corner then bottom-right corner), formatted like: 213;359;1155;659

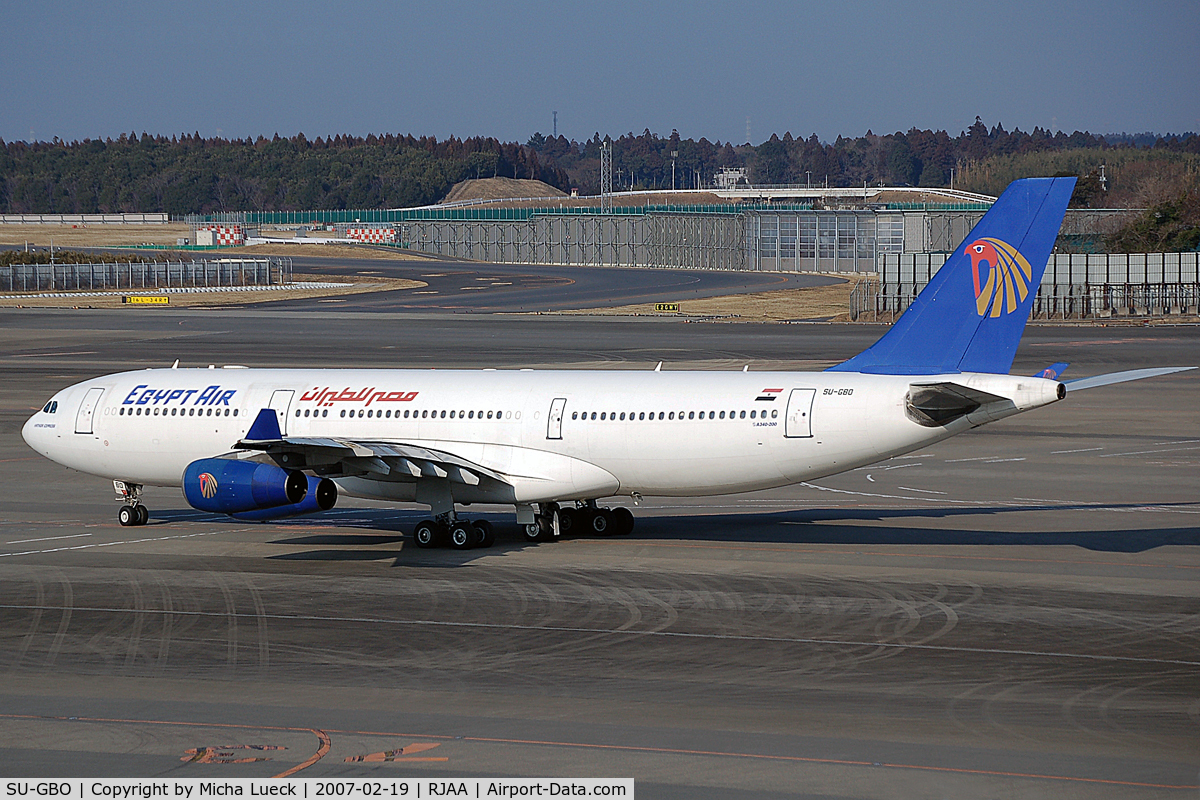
21;412;37;449
21;410;47;455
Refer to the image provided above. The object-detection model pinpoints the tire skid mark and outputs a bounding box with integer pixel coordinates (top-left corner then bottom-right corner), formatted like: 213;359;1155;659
9;574;45;672
213;574;238;669
154;572;173;675
124;571;146;672
45;569;72;667
244;575;270;672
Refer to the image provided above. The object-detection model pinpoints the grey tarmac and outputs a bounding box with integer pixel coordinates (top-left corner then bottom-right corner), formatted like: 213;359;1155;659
0;306;1197;799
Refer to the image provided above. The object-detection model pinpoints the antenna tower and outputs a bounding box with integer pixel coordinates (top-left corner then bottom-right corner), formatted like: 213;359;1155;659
600;140;613;214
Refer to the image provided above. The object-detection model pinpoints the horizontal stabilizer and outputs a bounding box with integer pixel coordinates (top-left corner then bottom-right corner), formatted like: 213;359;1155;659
1064;366;1195;392
1034;362;1069;380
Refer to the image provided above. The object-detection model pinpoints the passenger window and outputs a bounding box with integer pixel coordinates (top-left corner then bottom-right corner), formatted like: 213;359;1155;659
440;410;447;419
357;409;364;418
772;410;778;418
619;412;625;421
600;413;606;420
340;410;346;418
487;411;493;419
296;409;302;417
571;412;578;420
688;411;694;420
740;410;746;419
450;410;456;419
639;412;645;420
719;411;725;419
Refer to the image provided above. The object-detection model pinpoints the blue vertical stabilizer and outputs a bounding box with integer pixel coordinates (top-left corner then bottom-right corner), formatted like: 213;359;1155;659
830;177;1075;375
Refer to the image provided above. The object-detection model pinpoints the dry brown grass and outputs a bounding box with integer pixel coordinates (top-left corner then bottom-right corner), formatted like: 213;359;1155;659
555;276;860;322
0;223;192;247
0;273;425;309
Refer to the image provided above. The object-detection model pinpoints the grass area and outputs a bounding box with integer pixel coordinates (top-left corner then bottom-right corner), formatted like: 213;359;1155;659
555;276;860;322
0;223;192;248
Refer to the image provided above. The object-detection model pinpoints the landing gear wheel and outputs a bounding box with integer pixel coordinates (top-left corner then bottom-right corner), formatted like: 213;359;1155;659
611;507;634;536
118;505;137;527
588;509;612;536
135;505;150;526
523;518;550;542
557;507;577;535
449;522;475;550
471;520;495;548
413;520;441;549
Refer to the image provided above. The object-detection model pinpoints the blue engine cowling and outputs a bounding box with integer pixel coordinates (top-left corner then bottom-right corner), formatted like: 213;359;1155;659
231;474;338;521
182;458;306;514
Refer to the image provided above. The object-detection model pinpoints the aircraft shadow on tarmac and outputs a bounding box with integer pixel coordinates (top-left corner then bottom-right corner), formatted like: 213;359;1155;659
151;501;1200;561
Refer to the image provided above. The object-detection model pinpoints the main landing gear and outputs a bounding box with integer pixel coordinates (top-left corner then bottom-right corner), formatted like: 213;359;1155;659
409;501;634;549
114;480;149;527
522;501;635;543
412;514;496;550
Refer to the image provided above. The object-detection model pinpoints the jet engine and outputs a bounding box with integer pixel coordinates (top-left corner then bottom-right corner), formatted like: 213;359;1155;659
183;458;307;514
231;474;338;521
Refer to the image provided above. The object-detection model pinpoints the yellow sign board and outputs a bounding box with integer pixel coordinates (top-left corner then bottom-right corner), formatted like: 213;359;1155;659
122;295;169;305
655;303;680;312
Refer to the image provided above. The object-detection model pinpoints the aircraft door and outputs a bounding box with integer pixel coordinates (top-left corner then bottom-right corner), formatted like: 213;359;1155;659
547;397;567;440
269;389;295;436
784;389;815;438
74;387;105;434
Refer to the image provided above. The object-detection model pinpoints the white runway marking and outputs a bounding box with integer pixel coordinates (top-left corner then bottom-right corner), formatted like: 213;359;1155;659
1051;447;1104;454
0;529;233;559
6;533;93;545
896;487;947;495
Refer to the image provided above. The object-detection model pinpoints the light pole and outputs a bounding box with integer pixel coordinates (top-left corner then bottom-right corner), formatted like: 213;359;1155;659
671;150;678;192
806;171;811;188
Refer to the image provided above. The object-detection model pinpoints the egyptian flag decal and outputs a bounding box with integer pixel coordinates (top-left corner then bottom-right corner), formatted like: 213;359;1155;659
756;388;782;401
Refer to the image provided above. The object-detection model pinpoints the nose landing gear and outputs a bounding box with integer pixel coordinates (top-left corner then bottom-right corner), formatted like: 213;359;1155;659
114;480;149;526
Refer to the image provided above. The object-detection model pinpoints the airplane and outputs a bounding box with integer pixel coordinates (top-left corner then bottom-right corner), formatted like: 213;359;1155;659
21;178;1194;548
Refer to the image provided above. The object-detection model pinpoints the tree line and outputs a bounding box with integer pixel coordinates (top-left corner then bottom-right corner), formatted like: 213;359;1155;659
0;132;569;216
2;120;1198;217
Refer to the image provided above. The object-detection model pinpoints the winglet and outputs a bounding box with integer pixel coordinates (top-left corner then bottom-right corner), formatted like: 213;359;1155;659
1034;362;1069;380
244;408;283;442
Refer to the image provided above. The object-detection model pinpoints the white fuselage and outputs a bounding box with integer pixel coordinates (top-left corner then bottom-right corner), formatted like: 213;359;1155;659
22;367;1064;505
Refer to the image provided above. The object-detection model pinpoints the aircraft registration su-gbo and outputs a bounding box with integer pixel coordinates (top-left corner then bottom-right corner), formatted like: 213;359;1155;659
21;178;1194;548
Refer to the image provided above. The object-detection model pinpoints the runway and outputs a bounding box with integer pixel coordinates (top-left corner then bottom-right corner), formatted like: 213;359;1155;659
1;307;1198;797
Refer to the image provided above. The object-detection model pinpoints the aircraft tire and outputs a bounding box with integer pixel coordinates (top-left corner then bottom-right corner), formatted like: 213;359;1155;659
472;519;495;548
611;506;634;535
557;507;577;535
588;509;612;536
413;520;440;549
523;519;551;542
118;505;137;527
136;505;150;526
449;523;475;550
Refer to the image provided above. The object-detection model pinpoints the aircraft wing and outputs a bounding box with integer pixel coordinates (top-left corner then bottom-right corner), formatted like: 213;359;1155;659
232;408;621;503
1064;366;1195;392
236;431;509;487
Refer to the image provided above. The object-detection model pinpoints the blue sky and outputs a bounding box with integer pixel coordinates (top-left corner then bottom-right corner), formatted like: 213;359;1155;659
3;0;1196;145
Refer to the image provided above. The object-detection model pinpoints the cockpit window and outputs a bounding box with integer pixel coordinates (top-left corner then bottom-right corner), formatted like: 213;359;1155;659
42;401;58;413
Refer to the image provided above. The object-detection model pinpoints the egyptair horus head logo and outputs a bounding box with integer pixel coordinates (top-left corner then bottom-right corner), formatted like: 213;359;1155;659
198;472;218;499
965;238;1034;317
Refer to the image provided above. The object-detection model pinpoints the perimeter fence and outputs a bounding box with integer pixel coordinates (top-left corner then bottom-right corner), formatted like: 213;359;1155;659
850;251;1200;321
0;257;291;293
